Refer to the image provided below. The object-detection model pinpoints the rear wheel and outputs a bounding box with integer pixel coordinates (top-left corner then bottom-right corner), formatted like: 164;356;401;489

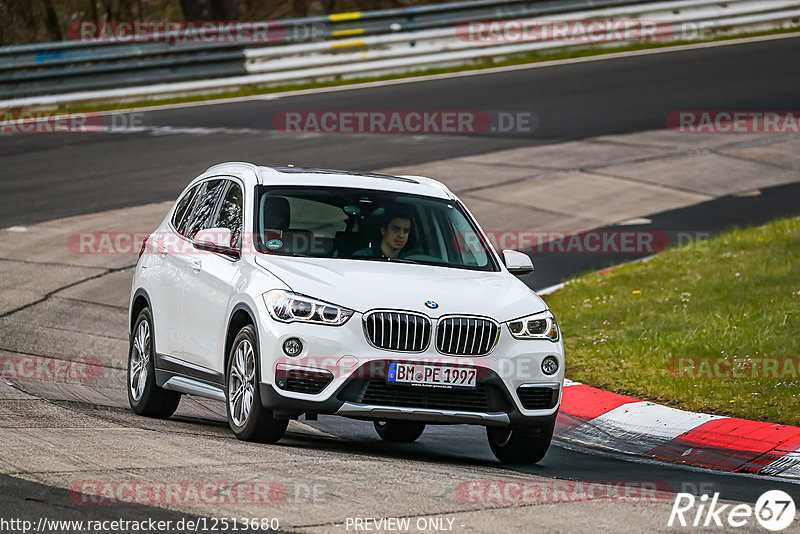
226;325;288;443
486;416;555;464
373;420;426;442
128;308;181;418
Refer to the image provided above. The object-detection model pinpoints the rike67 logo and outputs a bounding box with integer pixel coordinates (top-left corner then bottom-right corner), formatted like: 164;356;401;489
669;490;796;531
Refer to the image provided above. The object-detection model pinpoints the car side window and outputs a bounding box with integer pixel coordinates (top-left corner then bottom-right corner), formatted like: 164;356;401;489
184;179;226;239
214;181;243;248
172;184;202;235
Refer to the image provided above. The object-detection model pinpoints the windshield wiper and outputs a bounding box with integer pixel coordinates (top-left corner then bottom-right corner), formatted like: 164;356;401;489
348;256;420;264
264;252;312;258
387;258;420;264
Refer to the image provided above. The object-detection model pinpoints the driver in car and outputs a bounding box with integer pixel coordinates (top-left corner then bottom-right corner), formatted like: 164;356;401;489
354;212;412;259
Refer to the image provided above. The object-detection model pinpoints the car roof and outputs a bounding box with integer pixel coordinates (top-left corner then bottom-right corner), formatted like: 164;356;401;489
199;162;455;200
261;165;454;200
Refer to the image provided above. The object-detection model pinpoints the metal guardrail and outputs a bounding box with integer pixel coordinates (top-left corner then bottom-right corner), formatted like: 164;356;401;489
243;0;800;74
0;0;649;70
0;0;665;100
0;0;798;108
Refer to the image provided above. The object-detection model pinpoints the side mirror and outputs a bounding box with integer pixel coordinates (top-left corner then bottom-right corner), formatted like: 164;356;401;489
194;228;240;259
502;249;534;275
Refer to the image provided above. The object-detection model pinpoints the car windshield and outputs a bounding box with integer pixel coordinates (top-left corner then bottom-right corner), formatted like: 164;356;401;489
253;185;499;271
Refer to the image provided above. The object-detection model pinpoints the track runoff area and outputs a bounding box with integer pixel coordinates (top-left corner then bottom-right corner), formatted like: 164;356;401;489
2;31;800;534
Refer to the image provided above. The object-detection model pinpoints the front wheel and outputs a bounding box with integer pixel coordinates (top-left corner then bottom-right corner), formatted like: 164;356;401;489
486;417;555;464
226;325;288;443
373;420;426;442
128;308;181;418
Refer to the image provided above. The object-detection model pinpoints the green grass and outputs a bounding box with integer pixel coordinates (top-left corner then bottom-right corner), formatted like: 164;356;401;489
12;26;800;114
542;217;800;425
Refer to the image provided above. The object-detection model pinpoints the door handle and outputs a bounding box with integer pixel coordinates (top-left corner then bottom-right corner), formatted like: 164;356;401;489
189;258;202;272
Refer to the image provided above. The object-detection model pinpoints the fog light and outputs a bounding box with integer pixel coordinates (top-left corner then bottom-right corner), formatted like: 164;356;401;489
283;338;303;357
541;356;559;375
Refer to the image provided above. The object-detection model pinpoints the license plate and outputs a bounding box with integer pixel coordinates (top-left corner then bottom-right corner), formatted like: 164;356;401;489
387;362;477;388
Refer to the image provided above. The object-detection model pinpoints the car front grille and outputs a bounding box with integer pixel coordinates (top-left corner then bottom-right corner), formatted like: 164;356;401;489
359;380;492;412
435;317;499;356
516;386;559;410
364;311;431;352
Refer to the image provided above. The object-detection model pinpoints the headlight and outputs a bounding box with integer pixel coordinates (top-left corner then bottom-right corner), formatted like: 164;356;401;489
506;311;559;341
264;290;354;326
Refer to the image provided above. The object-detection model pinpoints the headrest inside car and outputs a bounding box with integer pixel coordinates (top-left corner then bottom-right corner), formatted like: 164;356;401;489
262;197;290;230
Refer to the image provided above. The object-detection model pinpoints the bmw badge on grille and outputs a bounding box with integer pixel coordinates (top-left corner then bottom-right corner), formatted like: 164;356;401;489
425;301;439;309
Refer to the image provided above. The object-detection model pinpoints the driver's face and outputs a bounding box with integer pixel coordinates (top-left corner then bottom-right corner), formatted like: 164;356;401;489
381;217;411;251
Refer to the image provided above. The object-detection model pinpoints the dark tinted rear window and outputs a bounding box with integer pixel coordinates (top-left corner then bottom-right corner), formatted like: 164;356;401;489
184;180;226;239
172;184;201;236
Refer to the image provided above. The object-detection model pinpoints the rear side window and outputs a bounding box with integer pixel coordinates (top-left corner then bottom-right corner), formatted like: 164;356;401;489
172;184;201;235
184;180;226;239
214;181;243;248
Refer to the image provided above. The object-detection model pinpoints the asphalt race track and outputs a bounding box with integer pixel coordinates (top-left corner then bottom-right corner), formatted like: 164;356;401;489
1;35;799;227
2;34;800;532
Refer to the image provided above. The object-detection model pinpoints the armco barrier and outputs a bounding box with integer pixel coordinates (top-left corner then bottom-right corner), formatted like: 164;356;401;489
0;0;799;108
0;0;663;100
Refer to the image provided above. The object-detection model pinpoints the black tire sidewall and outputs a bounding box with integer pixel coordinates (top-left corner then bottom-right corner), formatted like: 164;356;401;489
487;416;556;464
226;324;291;444
226;325;262;435
128;308;157;413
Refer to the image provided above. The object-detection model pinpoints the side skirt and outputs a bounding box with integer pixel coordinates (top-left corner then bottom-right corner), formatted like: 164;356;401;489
155;353;225;402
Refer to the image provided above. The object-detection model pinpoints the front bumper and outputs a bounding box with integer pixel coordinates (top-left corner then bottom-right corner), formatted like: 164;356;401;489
255;302;564;427
260;359;562;426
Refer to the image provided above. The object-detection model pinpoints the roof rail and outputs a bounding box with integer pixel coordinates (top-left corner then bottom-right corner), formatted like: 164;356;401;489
204;161;260;174
396;175;455;199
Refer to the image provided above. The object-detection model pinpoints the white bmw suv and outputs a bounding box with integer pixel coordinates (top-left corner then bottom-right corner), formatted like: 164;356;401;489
128;162;564;464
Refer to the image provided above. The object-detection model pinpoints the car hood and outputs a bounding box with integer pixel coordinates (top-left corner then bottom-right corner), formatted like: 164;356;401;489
254;256;545;322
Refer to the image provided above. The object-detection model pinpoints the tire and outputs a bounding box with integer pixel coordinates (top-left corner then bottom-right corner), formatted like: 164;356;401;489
373;420;426;442
486;416;556;464
226;325;288;443
128;308;181;418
